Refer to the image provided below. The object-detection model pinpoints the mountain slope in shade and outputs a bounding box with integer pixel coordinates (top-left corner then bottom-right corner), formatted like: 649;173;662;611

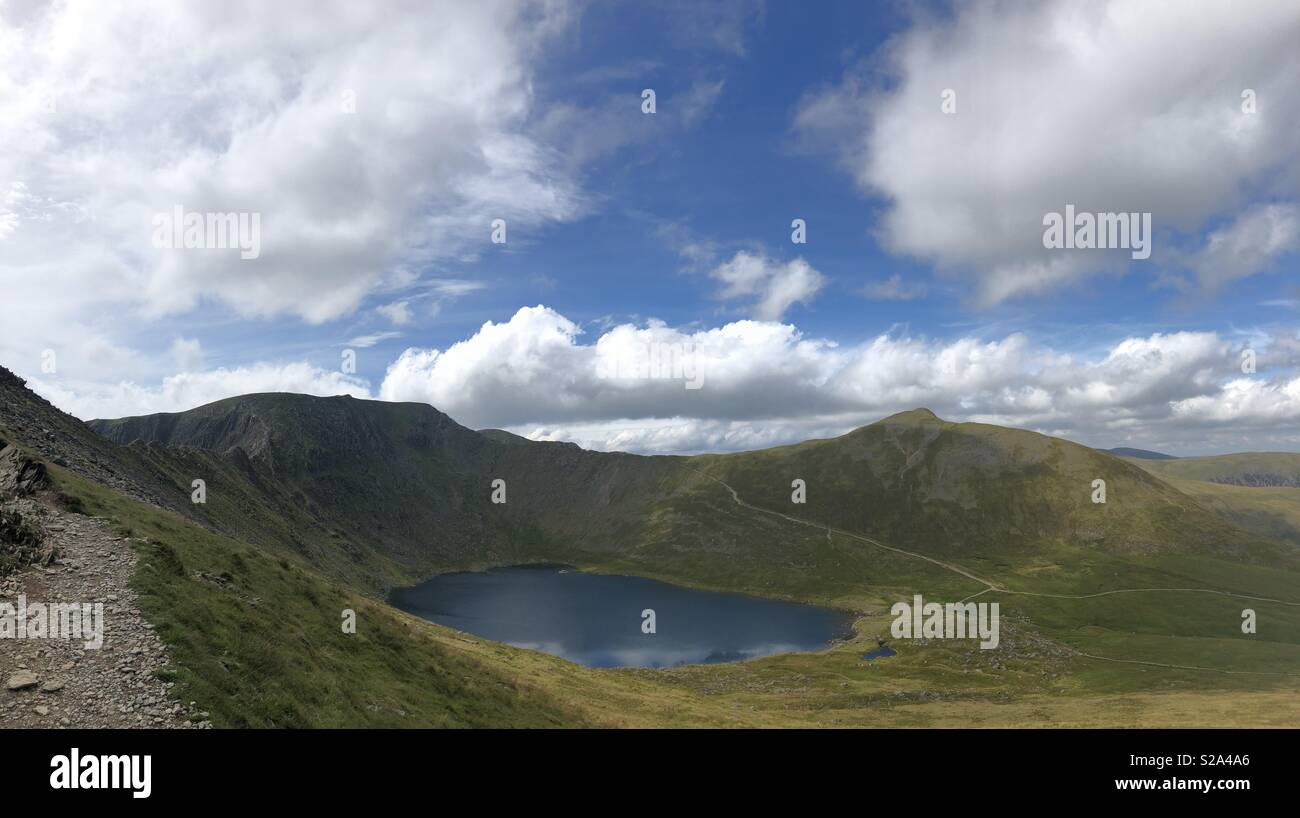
1107;447;1177;460
88;392;687;588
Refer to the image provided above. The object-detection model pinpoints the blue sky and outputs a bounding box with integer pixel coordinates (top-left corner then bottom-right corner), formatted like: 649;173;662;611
3;0;1299;454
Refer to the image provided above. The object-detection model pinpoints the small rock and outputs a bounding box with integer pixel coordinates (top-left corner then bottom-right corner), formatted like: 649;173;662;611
5;671;38;691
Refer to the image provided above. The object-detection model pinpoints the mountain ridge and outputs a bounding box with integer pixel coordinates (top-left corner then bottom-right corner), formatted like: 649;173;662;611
83;386;1297;592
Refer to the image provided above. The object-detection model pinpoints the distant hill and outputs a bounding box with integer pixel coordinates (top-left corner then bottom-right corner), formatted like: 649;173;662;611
1107;447;1177;460
1128;453;1300;549
1130;452;1300;487
690;410;1285;572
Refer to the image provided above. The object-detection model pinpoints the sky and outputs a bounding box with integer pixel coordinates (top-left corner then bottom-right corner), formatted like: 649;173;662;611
2;0;1299;456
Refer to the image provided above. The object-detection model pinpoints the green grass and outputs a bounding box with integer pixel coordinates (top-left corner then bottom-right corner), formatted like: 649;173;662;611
51;466;587;728
1131;452;1300;486
44;459;1300;729
1149;476;1300;547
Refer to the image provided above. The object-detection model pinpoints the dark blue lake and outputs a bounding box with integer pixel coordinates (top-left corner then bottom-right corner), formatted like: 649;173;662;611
390;565;854;668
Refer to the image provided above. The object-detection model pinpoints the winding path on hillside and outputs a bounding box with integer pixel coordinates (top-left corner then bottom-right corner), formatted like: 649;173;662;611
689;467;1300;606
688;468;1006;589
688;467;1300;675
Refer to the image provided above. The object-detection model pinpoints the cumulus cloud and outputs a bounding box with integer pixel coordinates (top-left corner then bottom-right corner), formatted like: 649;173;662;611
0;0;582;385
793;0;1300;304
709;251;826;319
378;305;1300;454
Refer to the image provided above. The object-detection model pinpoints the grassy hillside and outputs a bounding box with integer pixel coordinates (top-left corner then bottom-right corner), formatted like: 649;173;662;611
46;465;587;728
90;399;1300;604
687;411;1292;578
1132;452;1300;487
90;394;692;591
41;453;1300;728
1128;454;1300;548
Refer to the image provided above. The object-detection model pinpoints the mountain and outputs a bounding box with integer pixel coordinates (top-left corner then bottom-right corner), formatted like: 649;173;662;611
0;368;588;726
0;366;192;511
1107;447;1177;460
7;366;1300;727
700;410;1268;562
88;393;686;590
87;397;1296;604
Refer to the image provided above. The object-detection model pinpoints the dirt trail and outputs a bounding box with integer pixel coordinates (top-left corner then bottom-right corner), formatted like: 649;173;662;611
688;467;1005;589
692;467;1300;607
691;468;1300;676
1;493;209;728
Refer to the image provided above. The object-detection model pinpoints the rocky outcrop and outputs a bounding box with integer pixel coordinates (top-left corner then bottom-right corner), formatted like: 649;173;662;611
0;444;54;574
0;506;52;574
0;443;47;496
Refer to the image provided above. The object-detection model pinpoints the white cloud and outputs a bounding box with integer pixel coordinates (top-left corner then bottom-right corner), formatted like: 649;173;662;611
379;305;1300;455
170;337;203;373
347;332;402;349
377;301;413;326
793;0;1300;304
1171;375;1300;425
0;0;583;385
861;273;927;301
710;251;826;320
1188;203;1300;291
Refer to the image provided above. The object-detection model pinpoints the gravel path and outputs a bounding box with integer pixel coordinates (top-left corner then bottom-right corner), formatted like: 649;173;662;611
1;494;209;728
